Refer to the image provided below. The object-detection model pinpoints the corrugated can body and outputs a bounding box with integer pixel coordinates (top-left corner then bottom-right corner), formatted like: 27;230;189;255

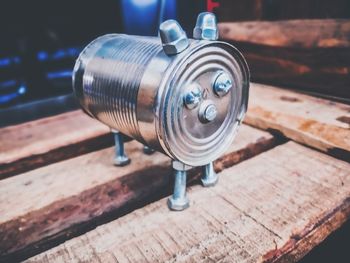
73;34;162;141
73;33;249;166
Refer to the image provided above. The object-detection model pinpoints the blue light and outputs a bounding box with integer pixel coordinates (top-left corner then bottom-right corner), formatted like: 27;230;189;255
0;58;11;67
0;92;19;104
37;51;49;61
52;49;66;60
130;0;157;7
0;80;17;89
18;85;27;95
46;70;72;80
122;0;176;36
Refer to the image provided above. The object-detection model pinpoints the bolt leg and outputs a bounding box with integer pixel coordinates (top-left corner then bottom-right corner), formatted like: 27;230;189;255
168;161;190;211
143;145;155;155
201;162;218;187
112;130;130;166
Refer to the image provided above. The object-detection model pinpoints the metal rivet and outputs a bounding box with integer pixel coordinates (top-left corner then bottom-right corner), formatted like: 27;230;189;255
214;72;233;97
183;83;202;109
159;20;189;55
193;12;218;41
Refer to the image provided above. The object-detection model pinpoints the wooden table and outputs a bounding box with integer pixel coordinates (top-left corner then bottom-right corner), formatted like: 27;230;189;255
0;83;349;262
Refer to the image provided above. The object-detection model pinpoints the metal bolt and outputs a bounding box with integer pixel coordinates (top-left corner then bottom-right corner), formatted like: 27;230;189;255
193;12;218;41
159;19;189;55
214;72;233;97
183;83;202;109
168;161;191;211
201;162;218;187
199;102;217;123
112;130;131;166
143;145;155;155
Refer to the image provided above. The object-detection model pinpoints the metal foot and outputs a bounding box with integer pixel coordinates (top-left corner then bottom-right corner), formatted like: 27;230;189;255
201;162;218;187
143;145;155;155
112;130;130;166
168;161;191;211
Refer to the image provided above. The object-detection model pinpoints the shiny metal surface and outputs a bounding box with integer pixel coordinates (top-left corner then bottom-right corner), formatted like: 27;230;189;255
73;27;249;167
159;20;189;55
167;160;191;211
193;12;218;41
201;162;218;187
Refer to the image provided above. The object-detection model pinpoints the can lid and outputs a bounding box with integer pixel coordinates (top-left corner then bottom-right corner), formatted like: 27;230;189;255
157;41;250;166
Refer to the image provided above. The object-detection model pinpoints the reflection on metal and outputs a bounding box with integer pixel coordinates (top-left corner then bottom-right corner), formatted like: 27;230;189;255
73;12;250;211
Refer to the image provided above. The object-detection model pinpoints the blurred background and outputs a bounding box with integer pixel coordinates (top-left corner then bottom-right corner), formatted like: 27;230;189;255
0;0;349;127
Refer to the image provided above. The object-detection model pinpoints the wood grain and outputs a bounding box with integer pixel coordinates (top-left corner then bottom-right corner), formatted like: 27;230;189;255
0;125;278;261
0;110;112;179
246;83;350;160
219;20;350;99
25;142;350;263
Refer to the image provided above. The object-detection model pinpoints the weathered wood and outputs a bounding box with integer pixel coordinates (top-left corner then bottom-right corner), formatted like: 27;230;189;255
219;20;350;99
0;110;112;179
246;83;350;161
262;0;350;20
0;125;278;261
214;0;350;22
26;142;350;263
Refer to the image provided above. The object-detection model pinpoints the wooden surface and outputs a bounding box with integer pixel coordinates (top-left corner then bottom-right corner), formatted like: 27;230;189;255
245;83;350;160
214;0;350;21
0;110;112;179
0;125;278;261
26;142;350;263
219;20;350;99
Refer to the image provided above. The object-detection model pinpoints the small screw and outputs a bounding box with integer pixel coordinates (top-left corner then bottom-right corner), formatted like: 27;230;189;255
112;130;131;166
183;83;202;109
199;102;217;123
201;162;218;187
214;72;233;97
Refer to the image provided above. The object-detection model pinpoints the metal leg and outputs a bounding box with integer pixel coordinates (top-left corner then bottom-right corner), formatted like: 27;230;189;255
112;130;131;166
201;162;218;187
143;145;155;155
167;161;190;211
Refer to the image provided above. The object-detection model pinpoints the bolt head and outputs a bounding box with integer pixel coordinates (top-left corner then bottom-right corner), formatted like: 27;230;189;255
214;72;233;97
183;83;202;109
160;20;189;55
167;195;190;211
199;102;217;123
193;12;218;41
114;155;131;166
201;175;219;187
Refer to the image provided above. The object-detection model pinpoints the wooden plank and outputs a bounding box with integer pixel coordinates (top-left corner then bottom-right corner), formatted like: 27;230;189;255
0;125;278;261
246;83;350;161
213;0;350;22
25;142;350;263
0;110;112;179
219;20;350;99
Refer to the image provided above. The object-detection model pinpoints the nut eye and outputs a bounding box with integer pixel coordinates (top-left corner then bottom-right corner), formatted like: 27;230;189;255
183;83;202;109
213;72;233;97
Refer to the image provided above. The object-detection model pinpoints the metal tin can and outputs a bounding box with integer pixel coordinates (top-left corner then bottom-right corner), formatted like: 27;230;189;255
73;32;249;167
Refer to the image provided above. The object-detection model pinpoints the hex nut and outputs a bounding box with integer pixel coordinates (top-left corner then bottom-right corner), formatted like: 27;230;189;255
172;160;192;171
193;12;218;41
159;20;189;55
